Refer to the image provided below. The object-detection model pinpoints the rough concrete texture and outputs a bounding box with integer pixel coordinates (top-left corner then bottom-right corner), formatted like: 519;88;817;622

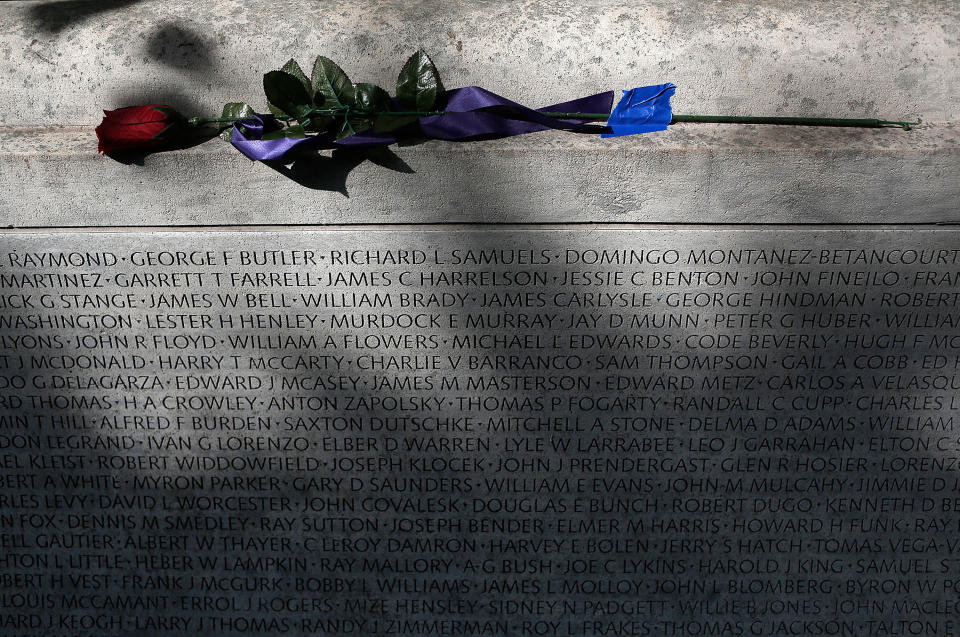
1;0;955;126
0;123;956;226
0;1;956;226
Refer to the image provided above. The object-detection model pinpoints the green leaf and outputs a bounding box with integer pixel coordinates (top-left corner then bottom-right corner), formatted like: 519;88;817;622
267;60;311;122
150;106;188;122
372;113;418;133
396;49;444;111
219;102;255;141
280;58;312;97
303;114;334;134
353;83;391;113
336;117;372;140
263;70;313;120
311;56;355;108
261;124;307;140
221;102;256;121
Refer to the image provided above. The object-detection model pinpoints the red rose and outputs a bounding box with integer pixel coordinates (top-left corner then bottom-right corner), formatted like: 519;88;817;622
95;104;189;154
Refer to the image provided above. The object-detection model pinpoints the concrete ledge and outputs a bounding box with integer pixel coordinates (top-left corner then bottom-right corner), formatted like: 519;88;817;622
2;0;954;126
1;1;954;226
1;123;957;226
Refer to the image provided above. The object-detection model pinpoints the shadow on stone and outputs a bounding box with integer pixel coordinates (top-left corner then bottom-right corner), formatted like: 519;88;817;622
105;133;219;166
265;148;415;195
107;88;206;121
145;22;216;72
27;0;144;33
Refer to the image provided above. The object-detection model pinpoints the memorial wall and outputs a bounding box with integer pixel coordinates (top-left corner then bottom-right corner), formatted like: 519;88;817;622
2;228;960;636
1;2;959;637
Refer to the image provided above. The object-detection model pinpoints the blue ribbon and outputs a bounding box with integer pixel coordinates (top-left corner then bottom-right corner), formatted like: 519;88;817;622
602;83;676;137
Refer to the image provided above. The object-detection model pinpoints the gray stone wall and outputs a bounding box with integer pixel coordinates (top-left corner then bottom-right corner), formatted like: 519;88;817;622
0;2;958;636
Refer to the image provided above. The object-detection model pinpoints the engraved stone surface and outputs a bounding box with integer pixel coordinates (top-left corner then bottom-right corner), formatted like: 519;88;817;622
1;226;960;636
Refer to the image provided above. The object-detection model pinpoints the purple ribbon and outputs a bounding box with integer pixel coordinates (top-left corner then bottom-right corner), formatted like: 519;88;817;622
228;114;328;161
231;86;615;163
228;84;676;162
417;86;613;139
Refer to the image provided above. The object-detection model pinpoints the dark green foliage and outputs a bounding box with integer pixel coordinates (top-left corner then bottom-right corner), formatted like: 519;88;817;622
311;56;355;108
396;49;443;111
246;51;446;140
263;70;314;121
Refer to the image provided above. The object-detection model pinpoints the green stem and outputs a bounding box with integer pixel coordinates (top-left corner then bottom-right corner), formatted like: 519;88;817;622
542;112;920;130
670;114;920;130
374;110;447;117
538;112;611;119
366;112;922;130
192;111;919;131
188;116;244;126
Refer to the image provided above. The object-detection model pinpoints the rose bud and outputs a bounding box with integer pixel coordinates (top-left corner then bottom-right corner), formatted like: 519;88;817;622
95;104;190;154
